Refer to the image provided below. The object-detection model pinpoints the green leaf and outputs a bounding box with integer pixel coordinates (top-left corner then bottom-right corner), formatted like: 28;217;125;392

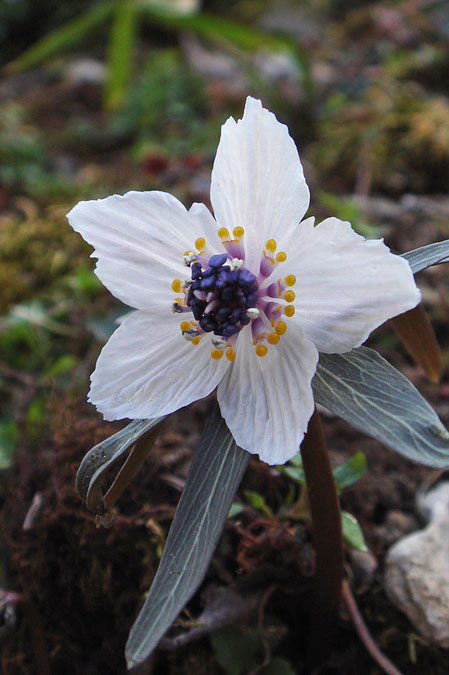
277;452;306;485
125;406;249;668
260;658;296;675
277;464;306;486
44;354;78;377
6;1;115;74
70;266;103;296
210;625;260;675
228;503;245;519
244;490;274;519
0;418;18;470
288;452;304;469
341;511;368;552
313;347;449;467
210;619;290;675
402;239;449;274
104;0;138;112
332;452;367;491
26;395;47;438
76;417;165;513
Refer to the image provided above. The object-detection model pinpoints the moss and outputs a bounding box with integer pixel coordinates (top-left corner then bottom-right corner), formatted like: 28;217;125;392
0;206;92;313
311;82;449;194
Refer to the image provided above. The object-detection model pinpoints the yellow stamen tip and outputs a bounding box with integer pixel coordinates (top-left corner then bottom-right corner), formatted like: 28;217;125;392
184;250;194;257
255;345;268;357
275;320;287;335
195;237;206;251
171;279;182;293
267;332;280;345
265;238;277;253
226;348;236;362
218;227;230;240
285;274;296;286
233;226;244;238
192;336;201;345
276;251;287;263
175;297;182;305
180;320;191;332
211;349;224;360
284;290;295;302
285;305;295;317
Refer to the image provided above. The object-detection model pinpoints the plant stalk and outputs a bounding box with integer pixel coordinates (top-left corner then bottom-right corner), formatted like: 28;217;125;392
301;408;343;669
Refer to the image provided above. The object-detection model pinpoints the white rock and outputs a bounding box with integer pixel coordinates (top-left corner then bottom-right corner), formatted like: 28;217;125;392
384;482;449;648
65;59;105;86
417;481;449;523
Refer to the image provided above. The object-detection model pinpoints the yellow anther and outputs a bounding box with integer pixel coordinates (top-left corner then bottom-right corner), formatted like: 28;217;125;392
285;274;296;286
171;279;182;293
184;250;194;257
218;227;230;240
175;297;182;305
195;237;206;251
276;251;287;263
265;239;277;253
180;320;191;332
284;290;295;303
192;336;201;345
226;348;236;362
233;226;245;238
275;320;287;335
255;345;268;357
267;332;280;345
211;349;224;360
285;305;295;317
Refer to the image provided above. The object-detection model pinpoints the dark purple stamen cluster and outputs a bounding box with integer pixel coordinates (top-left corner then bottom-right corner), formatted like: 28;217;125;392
187;253;259;337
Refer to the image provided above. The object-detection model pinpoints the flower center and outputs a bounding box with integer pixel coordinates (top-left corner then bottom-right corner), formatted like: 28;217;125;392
186;254;259;338
170;227;296;361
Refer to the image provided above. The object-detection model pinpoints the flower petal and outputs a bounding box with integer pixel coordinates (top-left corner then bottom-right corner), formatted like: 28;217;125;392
67;191;220;310
217;324;318;465
287;217;421;353
89;309;230;420
210;97;310;274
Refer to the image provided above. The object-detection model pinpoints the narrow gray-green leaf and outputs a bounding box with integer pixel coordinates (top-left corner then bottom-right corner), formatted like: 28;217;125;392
402;239;449;274
313;347;449;467
125;406;249;669
76;417;165;513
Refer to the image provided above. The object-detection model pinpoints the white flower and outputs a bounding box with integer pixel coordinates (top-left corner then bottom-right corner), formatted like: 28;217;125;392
67;97;420;465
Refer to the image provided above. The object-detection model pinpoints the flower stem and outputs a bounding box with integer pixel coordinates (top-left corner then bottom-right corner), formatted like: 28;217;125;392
301;408;343;669
341;579;403;675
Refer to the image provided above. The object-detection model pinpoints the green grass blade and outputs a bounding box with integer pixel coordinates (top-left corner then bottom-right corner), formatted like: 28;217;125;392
5;1;115;74
139;6;313;96
104;0;139;112
125;405;248;668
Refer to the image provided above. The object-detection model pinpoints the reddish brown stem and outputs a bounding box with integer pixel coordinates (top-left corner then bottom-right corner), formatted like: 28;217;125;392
391;304;442;383
342;579;403;675
301;408;343;669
